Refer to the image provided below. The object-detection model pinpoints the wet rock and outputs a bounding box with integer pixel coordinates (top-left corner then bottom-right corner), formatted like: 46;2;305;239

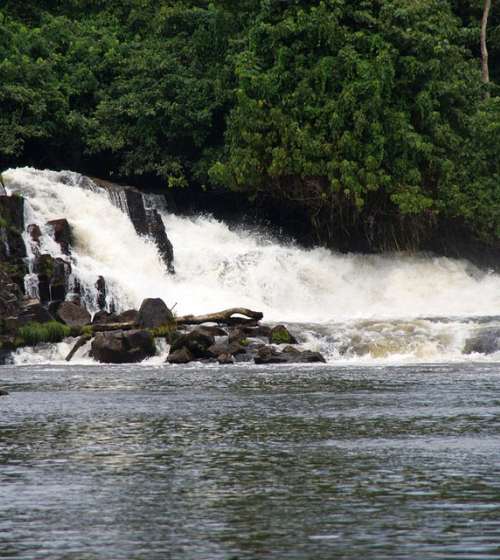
0;387;9;396
0;195;26;260
217;353;235;364
27;224;42;255
240;325;272;339
167;328;215;361
46;218;72;255
464;328;500;355
166;346;194;364
254;344;326;364
92;309;138;325
134;297;173;329
206;341;247;359
100;184;174;273
55;301;91;327
95;276;107;311
18;299;55;324
228;327;249;344
91;329;156;363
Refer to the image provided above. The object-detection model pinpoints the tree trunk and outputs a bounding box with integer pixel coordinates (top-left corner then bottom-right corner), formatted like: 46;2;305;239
176;308;264;325
481;0;492;99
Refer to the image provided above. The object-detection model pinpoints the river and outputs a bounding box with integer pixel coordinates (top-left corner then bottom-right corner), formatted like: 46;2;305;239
2;168;500;558
2;362;500;559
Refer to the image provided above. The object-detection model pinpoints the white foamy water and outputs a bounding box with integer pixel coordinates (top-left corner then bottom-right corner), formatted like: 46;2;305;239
4;167;500;364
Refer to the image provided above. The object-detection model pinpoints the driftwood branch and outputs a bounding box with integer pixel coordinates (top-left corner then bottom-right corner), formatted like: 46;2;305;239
176;308;263;326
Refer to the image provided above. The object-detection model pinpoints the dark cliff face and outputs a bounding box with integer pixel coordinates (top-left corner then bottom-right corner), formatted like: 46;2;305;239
0;194;28;289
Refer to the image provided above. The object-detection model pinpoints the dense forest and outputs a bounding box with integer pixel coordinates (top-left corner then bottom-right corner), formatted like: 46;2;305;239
1;0;500;257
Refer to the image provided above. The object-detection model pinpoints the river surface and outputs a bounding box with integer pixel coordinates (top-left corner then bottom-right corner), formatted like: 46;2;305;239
2;362;500;560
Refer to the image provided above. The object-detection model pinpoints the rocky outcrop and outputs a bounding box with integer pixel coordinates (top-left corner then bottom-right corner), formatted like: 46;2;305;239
0;194;27;262
90;329;156;363
165;321;326;365
94;180;175;273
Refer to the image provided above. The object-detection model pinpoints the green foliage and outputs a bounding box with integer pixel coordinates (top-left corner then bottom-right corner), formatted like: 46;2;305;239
79;325;93;339
150;321;178;343
1;0;500;251
270;327;294;345
18;321;71;345
209;0;489;249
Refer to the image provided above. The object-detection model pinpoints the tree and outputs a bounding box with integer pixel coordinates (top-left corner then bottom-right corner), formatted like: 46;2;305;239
209;0;485;251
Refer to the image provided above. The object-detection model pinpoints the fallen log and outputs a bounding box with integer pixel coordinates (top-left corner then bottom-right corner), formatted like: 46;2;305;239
65;336;89;362
176;308;264;326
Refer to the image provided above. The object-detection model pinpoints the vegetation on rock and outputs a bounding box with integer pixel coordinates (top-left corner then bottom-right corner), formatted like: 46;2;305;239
18;321;71;346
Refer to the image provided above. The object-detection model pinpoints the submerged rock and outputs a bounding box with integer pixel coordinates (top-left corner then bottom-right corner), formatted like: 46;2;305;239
254;344;326;364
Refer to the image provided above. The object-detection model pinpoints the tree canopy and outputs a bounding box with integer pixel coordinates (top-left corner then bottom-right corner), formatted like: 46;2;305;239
1;0;500;254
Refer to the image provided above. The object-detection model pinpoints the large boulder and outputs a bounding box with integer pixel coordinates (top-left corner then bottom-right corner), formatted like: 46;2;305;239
134;298;173;329
55;301;91;327
91;329;156;363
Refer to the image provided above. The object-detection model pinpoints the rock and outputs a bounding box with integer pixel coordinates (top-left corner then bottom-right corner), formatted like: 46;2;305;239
166;346;195;364
269;325;298;345
18;299;55;324
134;298;173;329
95;276;107;311
228;327;249;344
294;350;327;363
0;387;9;396
240;325;272;339
91;329;156;363
93;308;137;325
55;301;91;327
168;328;215;361
464;328;500;355
50;258;71;302
217;353;234;364
99;183;175;272
46;218;72;255
254;344;326;364
196;325;228;337
206;341;247;359
27;224;42;255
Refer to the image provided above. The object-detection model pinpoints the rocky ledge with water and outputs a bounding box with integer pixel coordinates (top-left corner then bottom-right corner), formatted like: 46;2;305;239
0;176;325;366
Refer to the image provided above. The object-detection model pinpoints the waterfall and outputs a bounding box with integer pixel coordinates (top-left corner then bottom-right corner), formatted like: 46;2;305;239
4;166;500;364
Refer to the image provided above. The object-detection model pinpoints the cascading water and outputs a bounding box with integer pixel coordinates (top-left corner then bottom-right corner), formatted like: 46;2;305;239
4;166;500;364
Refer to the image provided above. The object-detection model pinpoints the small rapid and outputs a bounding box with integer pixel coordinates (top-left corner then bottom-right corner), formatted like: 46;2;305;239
4;166;500;364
